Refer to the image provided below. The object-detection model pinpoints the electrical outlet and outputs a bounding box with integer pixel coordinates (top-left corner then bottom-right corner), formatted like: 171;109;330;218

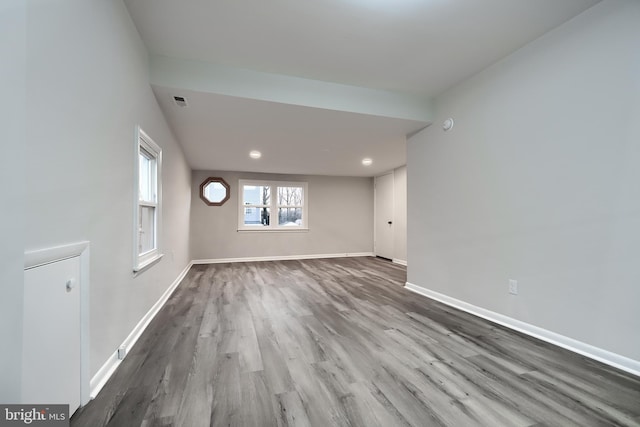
509;279;518;295
117;346;127;360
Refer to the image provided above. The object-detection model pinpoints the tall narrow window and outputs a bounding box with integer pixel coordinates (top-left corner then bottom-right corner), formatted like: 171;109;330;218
277;186;304;226
134;127;162;271
242;184;271;227
238;180;308;231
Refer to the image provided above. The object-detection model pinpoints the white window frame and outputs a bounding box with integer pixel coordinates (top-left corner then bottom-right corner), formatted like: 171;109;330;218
238;179;308;232
134;126;163;272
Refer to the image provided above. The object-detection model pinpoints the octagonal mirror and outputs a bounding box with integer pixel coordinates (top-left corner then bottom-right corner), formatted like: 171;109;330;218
200;177;230;206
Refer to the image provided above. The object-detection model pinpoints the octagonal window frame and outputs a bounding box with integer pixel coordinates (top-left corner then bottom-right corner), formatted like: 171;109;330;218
199;177;231;206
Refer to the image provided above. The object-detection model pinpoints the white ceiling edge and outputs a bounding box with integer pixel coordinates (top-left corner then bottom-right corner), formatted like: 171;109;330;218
150;55;435;123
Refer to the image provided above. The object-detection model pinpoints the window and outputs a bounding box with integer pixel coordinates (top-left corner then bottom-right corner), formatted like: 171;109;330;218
199;177;230;206
134;126;162;271
238;180;308;231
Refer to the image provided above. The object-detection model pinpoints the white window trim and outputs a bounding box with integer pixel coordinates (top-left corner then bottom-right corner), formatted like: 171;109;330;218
238;179;309;232
133;126;163;272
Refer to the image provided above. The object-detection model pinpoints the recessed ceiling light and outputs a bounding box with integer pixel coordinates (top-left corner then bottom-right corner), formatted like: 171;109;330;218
249;150;262;159
362;158;373;166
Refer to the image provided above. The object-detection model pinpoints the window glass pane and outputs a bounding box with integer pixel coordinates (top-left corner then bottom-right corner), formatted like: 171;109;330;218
139;205;155;253
139;150;154;202
243;185;270;206
204;182;227;204
278;208;302;226
244;207;270;226
278;187;303;206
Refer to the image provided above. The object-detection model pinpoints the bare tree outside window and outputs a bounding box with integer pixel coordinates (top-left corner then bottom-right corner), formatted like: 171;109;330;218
278;186;303;226
261;186;270;225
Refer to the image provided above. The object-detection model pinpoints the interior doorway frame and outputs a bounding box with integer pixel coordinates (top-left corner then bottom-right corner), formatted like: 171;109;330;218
374;171;395;261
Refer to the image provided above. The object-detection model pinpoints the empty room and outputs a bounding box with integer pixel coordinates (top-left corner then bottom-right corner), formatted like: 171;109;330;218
2;0;640;426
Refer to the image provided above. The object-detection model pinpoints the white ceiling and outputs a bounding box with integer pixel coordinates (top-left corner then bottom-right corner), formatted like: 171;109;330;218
153;87;425;176
125;0;600;176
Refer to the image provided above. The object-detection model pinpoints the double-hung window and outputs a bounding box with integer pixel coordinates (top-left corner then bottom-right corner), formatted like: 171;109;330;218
134;126;162;271
238;180;308;231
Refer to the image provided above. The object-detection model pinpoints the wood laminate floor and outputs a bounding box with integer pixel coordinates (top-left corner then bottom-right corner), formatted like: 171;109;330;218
72;257;640;427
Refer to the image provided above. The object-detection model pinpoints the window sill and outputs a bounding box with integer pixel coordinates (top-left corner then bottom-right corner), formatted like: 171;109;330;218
134;253;164;274
237;228;309;233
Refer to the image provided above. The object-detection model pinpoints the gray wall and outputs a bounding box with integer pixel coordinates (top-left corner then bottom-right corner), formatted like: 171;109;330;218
0;0;26;402
408;0;640;361
25;0;192;380
191;170;374;260
393;166;407;263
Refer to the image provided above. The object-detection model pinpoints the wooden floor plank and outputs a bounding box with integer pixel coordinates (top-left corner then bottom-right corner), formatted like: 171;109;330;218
72;257;640;427
275;390;313;427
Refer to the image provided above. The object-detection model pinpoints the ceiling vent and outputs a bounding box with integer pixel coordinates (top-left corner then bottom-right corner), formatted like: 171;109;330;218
173;96;188;107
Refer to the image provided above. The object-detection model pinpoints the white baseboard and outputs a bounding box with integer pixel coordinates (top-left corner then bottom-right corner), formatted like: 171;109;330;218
89;262;193;399
192;252;375;265
392;258;407;266
405;282;640;378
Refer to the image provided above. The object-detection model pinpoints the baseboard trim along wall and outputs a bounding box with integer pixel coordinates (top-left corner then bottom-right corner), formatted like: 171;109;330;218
392;258;407;266
192;252;375;265
405;282;640;378
89;262;193;399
